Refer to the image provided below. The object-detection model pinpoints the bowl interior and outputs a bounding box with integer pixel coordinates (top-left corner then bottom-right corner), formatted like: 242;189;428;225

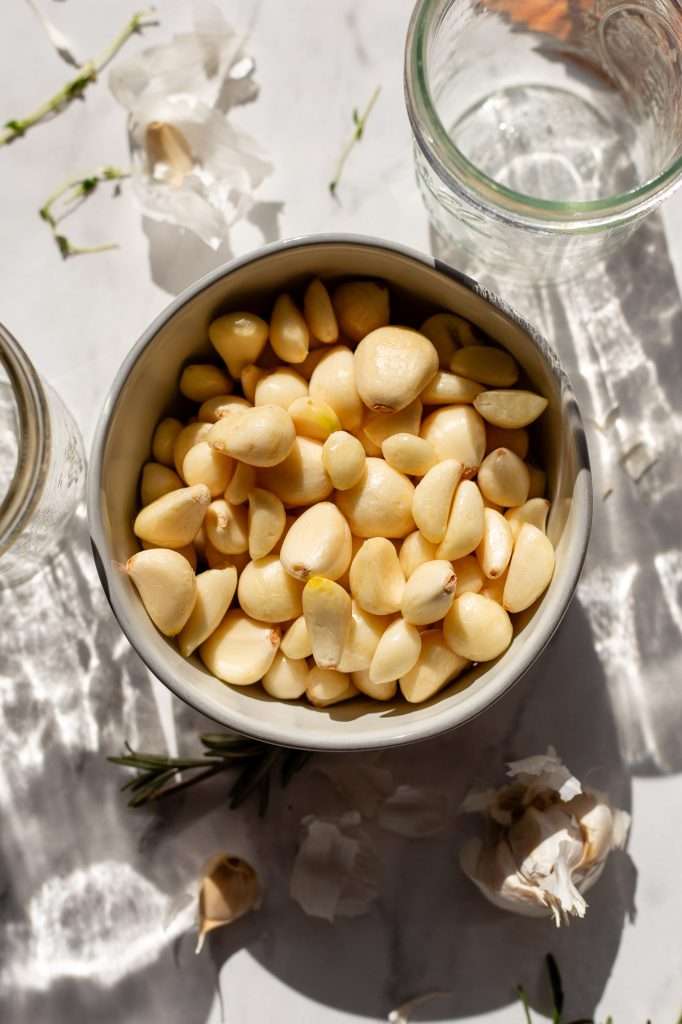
90;238;591;750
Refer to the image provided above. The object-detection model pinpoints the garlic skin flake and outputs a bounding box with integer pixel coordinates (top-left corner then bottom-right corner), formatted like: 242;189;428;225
459;747;630;926
196;854;262;953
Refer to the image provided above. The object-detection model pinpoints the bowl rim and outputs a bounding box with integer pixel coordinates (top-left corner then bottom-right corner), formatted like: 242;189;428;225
87;232;592;751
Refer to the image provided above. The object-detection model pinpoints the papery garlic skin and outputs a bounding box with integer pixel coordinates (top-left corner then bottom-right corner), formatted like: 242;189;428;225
459;747;630;926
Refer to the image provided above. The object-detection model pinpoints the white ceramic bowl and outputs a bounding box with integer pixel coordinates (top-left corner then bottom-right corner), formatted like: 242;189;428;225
88;235;591;751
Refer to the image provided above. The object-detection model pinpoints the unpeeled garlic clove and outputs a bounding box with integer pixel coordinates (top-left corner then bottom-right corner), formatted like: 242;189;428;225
205;499;249;554
304;278;339;344
248;488;286;560
336;458;415;538
421;405;486;473
477;448;530;508
270;293;310;363
200;610;280;685
401;559;457;625
485;425;529;459
354;326;438;413
208;404;296;468
503;523;555;613
351;670;398;701
289;396;342;441
180;363;233;402
306;666;358;706
280;501;351;581
209;312;269;379
399;628;468;703
337;601;390;672
134;484;211;548
174;422;213;478
332;280;389;342
238;555;303;622
262;651;310;699
125;548;197;636
369;618;422;684
225;461;257;504
412;458;463;544
178;567;238;657
436;480;485;560
474;389;549;429
399;530;438;579
303;577;352;668
196;854;262;954
140;462;183;506
450;345;519;387
198;394;251;424
505;498;551;542
322;430;366;490
259;436;333;507
476;508;513;580
254;367;308;409
349;537;405;615
363;398;423;447
420;370;484;405
280;615;313;660
152;417;183;466
182;442;234;497
381;433;436;476
309;345;364;431
443;592;513;662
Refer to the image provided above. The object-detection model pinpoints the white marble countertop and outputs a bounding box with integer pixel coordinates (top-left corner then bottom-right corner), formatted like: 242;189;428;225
2;2;682;1022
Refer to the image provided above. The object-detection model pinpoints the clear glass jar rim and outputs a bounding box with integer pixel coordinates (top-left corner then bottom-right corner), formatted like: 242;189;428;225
0;323;50;557
405;0;682;227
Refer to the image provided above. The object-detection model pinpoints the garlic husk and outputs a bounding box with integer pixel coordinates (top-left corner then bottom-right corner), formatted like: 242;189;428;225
388;991;452;1023
460;747;630;926
196;854;262;953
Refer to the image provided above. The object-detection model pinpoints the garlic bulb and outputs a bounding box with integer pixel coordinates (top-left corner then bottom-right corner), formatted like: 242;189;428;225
196;854;262;953
459;747;630;926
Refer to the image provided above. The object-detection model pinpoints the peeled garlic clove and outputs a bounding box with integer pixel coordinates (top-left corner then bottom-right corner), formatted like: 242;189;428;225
505;499;550;542
180;363;233;402
174;422;213;478
198;394;251;424
140;462;183;506
152;417;183;466
420;370;484;405
401;559;457;625
527;465;547;498
255;367;308;409
443;592;513;661
474;389;549;429
281;615;313;659
421;406;486;473
297;346;331;382
399;530;438;579
143;539;198;571
303;577;352;668
337;601;389;672
304;278;339;343
208;405;295;468
476;508;513;580
280;501;351;581
178;567;238;657
412;458;463;543
420;312;478;364
196;854;262;953
247;488;286;560
349;537;405;615
355;429;382;457
125;548;197;636
306;666;357;706
332;280;389;342
225;461;257;504
450;345;519;387
478;447;530;508
270;293;309;363
182;442;234;497
481;571;507;604
205;499;249;554
336;458;415;538
200;610;280;684
363;398;422;447
436;480;485;560
503;523;555;613
352;670;398;701
134;484;210;548
453;554;485;596
369;618;421;684
259;436;333;507
485;425;529;459
238;555;303;622
399;628;468;703
381;433;436;476
354;326;438;413
321;430;366;490
289;396;342;441
209;312;269;379
262;652;310;699
204;540;249;573
241;364;266;403
309;346;364;431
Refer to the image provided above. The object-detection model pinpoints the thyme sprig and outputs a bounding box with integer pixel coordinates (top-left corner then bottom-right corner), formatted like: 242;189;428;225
109;732;311;816
328;85;381;197
39;166;129;258
0;10;157;147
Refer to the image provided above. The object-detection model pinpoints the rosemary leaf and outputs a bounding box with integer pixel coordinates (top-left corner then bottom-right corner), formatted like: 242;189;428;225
517;985;534;1024
229;750;280;811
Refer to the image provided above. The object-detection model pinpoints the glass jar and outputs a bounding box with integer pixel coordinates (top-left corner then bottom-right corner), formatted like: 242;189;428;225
405;0;682;283
0;322;85;587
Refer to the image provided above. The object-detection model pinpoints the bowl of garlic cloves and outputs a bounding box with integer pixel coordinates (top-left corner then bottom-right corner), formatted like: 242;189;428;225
88;235;592;751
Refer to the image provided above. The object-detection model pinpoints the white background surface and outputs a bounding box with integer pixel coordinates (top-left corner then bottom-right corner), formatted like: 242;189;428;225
1;2;682;1023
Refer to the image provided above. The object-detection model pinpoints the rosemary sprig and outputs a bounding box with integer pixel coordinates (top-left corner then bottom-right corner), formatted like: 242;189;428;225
39;166;129;258
109;732;311;816
0;10;157;147
328;85;381;197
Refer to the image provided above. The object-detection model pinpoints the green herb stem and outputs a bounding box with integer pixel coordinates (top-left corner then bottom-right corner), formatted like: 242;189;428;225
328;85;381;197
39;165;129;258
